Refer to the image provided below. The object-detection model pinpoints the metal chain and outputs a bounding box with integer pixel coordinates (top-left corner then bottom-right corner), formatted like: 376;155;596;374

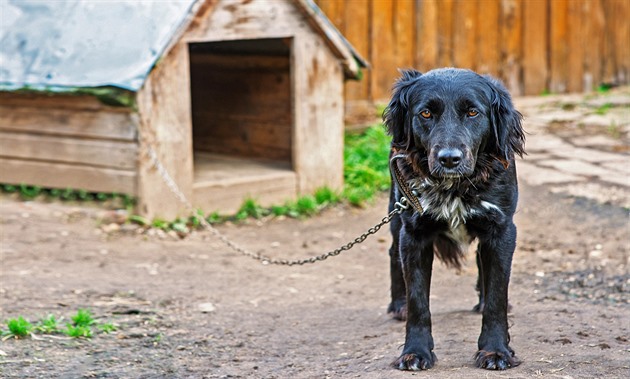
146;146;406;266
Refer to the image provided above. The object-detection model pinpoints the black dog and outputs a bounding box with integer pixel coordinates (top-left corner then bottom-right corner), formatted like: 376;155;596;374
383;68;525;371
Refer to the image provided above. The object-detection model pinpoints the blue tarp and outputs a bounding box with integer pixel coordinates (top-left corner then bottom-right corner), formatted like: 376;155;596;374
0;0;197;92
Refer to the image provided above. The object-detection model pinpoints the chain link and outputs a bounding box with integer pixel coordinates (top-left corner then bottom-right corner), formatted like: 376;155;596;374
146;146;405;266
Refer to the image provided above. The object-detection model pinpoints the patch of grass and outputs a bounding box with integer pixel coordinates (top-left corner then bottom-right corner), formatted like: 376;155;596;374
71;309;95;328
2;310;118;340
35;314;61;334
206;212;222;224
294;195;318;216
17;184;42;199
594;102;613;115
235;198;269;220
2;317;33;339
343;125;391;206
1;183;136;210
596;83;613;93
314;187;341;206
97;323;117;334
65;325;93;338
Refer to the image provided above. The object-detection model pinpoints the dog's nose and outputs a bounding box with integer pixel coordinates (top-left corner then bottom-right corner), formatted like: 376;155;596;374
438;149;463;168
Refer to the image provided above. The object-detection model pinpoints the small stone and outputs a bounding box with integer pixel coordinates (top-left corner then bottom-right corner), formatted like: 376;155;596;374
101;223;120;233
198;303;216;313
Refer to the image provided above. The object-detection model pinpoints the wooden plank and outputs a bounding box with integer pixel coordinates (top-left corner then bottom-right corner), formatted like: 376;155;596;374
566;0;585;92
416;0;439;72
601;0;616;84
583;0;605;91
522;0;548;95
612;0;630;84
549;0;569;93
189;53;290;70
0;105;137;141
394;0;416;70
0;93;109;111
136;41;194;219
193;152;293;184
453;0;477;70
0;158;136;194
342;0;370;104
476;0;500;76
316;0;345;31
370;0;396;101
0;131;137;170
291;32;344;194
501;0;523;95
437;0;454;68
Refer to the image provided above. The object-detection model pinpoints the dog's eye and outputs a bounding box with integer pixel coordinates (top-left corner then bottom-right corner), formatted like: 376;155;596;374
419;110;432;119
467;109;479;117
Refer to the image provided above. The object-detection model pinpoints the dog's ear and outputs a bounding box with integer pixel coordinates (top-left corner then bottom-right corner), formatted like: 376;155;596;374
485;76;525;161
383;69;422;150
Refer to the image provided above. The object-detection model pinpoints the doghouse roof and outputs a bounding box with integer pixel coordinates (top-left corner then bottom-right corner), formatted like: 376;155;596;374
0;0;367;93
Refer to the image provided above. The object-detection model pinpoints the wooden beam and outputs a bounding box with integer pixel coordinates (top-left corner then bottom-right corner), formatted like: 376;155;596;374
0;105;137;141
0;158;136;194
0;131;137;170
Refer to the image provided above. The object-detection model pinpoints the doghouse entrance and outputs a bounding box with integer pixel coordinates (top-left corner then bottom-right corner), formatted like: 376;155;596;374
189;38;296;212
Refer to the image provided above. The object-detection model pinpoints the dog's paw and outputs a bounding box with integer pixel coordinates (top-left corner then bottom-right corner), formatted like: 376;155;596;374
387;299;407;321
474;348;520;370
392;352;437;371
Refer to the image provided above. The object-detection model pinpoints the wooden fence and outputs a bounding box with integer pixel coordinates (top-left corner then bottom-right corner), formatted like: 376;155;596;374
315;0;629;107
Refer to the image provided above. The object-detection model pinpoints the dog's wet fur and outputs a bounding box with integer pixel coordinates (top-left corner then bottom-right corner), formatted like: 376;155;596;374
383;68;525;371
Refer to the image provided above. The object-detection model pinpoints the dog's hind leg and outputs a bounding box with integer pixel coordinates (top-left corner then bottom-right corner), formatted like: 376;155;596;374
387;188;407;320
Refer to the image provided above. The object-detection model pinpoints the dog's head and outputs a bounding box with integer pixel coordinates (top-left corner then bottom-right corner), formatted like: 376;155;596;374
383;68;525;179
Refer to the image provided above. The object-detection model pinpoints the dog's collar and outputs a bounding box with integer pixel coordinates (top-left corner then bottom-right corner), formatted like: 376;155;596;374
390;154;424;214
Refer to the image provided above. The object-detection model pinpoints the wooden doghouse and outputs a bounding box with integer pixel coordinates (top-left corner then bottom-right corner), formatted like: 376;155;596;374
0;0;366;218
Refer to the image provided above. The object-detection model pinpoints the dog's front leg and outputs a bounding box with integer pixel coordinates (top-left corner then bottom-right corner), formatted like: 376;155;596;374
393;233;437;370
475;222;520;370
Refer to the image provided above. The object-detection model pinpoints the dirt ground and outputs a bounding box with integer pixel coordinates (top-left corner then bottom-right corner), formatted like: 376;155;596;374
1;91;629;378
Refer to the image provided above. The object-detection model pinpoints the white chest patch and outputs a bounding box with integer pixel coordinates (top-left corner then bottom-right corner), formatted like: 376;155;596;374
408;177;504;247
409;178;472;228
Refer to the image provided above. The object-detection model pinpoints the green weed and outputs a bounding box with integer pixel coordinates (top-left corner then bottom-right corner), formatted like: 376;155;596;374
295;195;318;216
71;309;95;327
65;325;93;338
594;102;613;115
343;125;391;206
314;187;341;206
236;198;268;220
596;84;613;93
3;316;33;339
2;311;118;340
0;183;136;209
35;314;61;334
97;323;117;334
206;212;222;224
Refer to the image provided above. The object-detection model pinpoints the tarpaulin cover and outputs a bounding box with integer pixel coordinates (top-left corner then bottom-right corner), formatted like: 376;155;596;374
0;0;197;92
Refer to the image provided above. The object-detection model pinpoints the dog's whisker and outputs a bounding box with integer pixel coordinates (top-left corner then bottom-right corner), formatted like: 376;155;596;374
466;176;478;190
